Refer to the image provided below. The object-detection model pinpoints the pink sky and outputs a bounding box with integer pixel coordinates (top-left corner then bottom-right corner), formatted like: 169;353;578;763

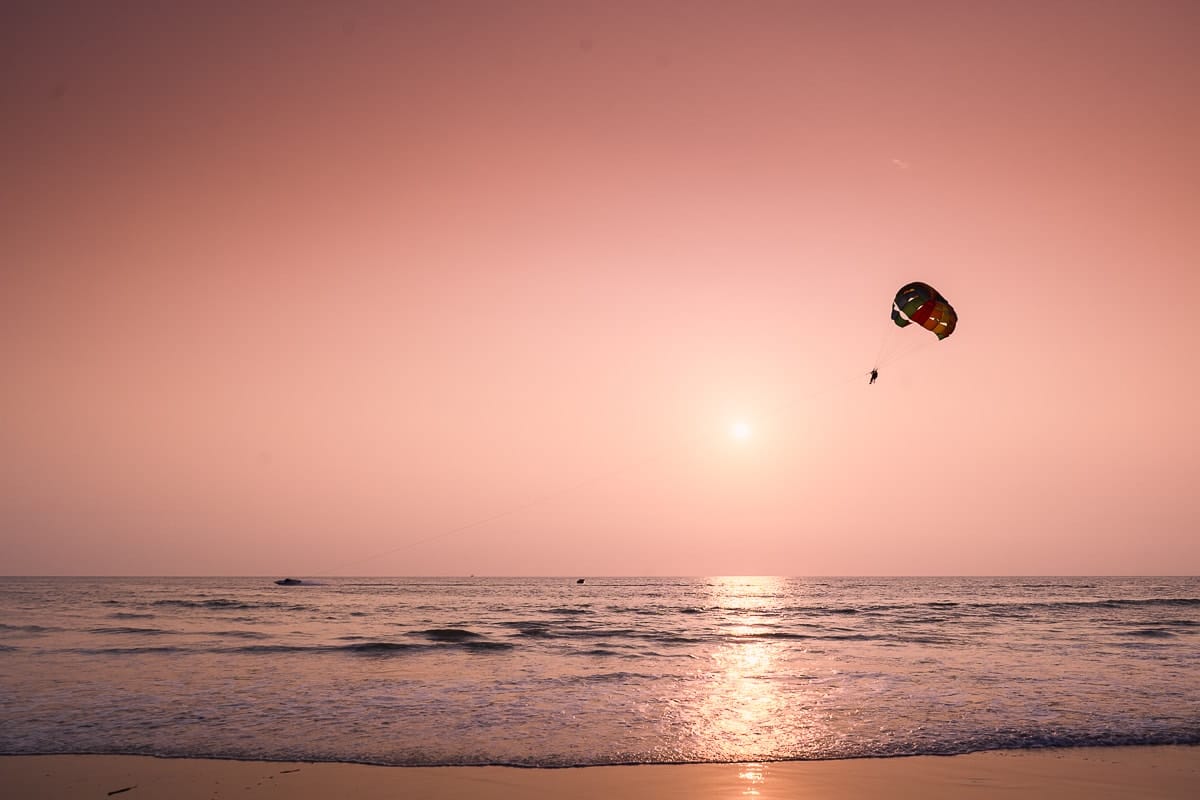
3;2;1198;575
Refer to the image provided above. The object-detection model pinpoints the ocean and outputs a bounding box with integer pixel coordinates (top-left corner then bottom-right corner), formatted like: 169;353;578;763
1;576;1197;766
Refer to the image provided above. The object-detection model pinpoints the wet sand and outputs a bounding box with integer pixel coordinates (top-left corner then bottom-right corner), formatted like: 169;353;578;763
3;746;1197;799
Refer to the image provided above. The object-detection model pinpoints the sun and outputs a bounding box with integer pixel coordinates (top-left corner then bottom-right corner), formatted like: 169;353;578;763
729;420;753;442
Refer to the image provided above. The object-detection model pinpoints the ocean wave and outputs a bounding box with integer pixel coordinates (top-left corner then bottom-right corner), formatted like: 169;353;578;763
512;626;553;637
1018;583;1098;589
205;630;270;639
73;646;186;655
461;640;515;651
231;641;429;656
411;628;483;642
390;629;516;651
748;630;962;645
543;607;594;615
153;598;253;609
87;626;175;636
151;598;315;612
229;644;325;654
341;642;424;655
0;623;62;634
983;597;1200;612
1080;598;1200;609
1117;628;1177;638
761;597;1200;618
12;730;1198;768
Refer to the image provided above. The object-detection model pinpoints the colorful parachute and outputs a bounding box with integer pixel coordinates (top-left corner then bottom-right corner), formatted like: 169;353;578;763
890;282;957;340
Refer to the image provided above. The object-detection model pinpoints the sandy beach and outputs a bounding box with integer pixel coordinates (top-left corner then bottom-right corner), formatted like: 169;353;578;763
3;746;1197;799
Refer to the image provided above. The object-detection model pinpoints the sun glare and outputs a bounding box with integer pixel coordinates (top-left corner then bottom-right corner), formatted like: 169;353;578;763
730;420;753;441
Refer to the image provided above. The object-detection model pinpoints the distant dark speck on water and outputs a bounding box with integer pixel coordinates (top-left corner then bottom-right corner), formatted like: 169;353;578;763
577;578;585;584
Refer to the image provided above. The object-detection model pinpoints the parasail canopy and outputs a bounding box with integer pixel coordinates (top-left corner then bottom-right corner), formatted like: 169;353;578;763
890;282;957;340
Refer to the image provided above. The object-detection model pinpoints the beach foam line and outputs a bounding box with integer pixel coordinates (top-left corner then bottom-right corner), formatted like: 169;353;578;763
3;746;1197;799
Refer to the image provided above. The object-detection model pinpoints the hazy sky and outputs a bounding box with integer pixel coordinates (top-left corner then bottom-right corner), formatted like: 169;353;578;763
4;1;1198;576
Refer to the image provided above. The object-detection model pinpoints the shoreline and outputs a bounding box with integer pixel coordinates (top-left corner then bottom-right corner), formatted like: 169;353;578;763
3;745;1197;799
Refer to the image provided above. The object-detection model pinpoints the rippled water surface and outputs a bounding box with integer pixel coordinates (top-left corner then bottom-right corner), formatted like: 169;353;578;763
1;576;1197;765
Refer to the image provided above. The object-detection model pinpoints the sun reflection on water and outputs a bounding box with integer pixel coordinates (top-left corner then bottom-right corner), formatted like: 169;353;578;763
691;577;793;764
737;762;766;796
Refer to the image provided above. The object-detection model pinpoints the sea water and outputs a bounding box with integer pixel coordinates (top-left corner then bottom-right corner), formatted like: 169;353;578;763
0;576;1197;766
